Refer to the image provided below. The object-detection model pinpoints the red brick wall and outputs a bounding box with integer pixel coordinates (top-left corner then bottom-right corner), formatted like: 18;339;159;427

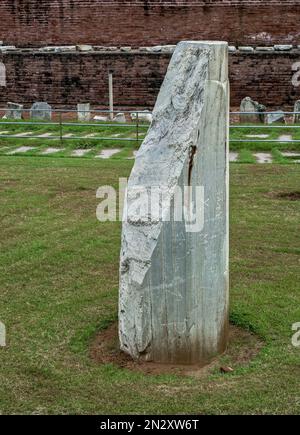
1;1;300;47
1;50;300;109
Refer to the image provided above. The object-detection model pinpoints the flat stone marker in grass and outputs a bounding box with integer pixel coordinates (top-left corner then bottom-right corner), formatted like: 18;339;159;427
229;152;238;162
95;149;121;159
7;146;36;155
71;149;92;157
36;133;54;138
245;134;269;139
82;133;96;138
281;152;300;157
14;132;33;137
119;41;229;365
254;152;273;164
41;147;64;155
278;135;293;142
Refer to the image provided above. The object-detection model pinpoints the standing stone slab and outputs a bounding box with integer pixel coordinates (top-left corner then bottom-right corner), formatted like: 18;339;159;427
119;41;229;365
293;100;300;123
240;97;266;123
30;102;52;120
77;103;91;122
6;102;24;119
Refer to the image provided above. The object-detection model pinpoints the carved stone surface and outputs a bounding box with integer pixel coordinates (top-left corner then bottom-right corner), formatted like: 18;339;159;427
240;97;266;123
30;102;52;120
266;110;285;124
6;102;24;119
119;41;229;365
293;100;300;123
113;113;126;123
77;103;91;121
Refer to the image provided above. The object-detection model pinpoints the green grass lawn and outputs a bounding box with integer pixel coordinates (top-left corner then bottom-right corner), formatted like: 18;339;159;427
0;156;299;414
230;124;300;151
0;120;300;158
0;119;146;157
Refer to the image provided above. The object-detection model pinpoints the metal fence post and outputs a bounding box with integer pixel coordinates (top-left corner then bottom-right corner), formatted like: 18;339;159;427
59;112;63;146
136;111;139;146
109;70;114;121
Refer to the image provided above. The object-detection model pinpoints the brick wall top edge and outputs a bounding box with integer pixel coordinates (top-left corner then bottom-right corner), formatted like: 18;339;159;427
1;1;296;5
1;1;299;5
1;45;300;55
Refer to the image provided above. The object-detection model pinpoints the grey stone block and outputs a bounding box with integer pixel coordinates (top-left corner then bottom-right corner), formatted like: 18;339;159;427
77;103;91;122
6;102;24;120
240;97;266;123
255;46;275;52
238;46;255;52
274;45;293;51
30;102;52;120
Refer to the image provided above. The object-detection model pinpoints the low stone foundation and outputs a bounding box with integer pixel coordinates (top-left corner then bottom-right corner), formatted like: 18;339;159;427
1;45;300;109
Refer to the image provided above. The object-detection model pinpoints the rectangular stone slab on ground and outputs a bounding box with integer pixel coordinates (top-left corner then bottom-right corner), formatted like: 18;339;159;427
119;41;229;365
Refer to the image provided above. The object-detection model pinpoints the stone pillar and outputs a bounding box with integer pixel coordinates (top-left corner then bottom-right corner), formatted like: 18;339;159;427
108;70;114;121
293;100;300;124
119;41;229;365
0;62;6;87
77;103;91;122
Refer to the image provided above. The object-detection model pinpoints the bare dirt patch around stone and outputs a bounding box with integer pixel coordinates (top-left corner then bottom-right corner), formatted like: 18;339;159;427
90;322;263;377
267;191;300;201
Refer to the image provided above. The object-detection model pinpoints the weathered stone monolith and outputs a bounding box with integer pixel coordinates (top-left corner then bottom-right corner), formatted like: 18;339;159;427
119;41;229;365
6;102;24;119
77;103;91;122
293;100;300;123
30;102;52;121
240;97;266;123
